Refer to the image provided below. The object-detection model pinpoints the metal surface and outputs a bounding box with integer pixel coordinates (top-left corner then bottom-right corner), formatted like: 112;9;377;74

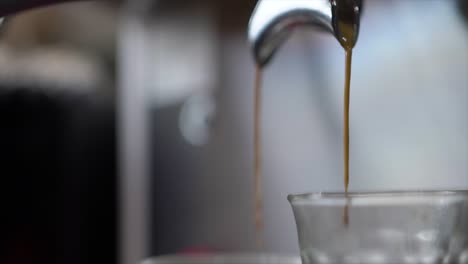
248;0;362;67
142;254;301;264
248;0;333;67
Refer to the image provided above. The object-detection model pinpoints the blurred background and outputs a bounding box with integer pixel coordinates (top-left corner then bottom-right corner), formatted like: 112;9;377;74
0;0;467;264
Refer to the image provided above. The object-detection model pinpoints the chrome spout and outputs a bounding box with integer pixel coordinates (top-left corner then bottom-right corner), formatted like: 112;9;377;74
248;0;362;67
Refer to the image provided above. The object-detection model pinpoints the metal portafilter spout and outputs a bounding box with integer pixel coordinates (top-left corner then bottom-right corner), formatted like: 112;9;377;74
248;0;363;67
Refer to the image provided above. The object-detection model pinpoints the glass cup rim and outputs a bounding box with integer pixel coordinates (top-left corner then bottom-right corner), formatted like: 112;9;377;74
142;254;301;264
288;189;468;203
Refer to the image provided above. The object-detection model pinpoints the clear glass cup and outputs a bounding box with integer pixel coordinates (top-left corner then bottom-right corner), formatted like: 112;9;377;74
142;254;300;264
289;191;468;264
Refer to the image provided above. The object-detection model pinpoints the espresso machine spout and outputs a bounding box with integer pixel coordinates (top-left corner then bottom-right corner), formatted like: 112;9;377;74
248;0;363;67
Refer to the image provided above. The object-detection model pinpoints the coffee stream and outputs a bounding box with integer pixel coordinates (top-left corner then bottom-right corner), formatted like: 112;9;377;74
336;21;356;194
253;51;352;241
254;66;264;247
343;49;353;226
334;8;359;226
253;0;360;242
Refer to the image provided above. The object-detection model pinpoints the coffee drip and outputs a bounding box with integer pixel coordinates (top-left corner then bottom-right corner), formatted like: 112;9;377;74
249;0;362;242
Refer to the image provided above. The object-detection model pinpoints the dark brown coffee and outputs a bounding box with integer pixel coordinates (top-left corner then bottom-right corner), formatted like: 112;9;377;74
253;65;264;247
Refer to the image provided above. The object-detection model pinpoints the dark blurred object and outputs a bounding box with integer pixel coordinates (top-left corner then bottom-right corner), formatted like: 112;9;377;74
460;0;468;25
133;0;255;33
0;87;116;264
0;0;83;17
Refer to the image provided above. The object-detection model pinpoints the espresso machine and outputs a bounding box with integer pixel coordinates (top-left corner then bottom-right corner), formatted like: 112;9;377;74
1;1;468;264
